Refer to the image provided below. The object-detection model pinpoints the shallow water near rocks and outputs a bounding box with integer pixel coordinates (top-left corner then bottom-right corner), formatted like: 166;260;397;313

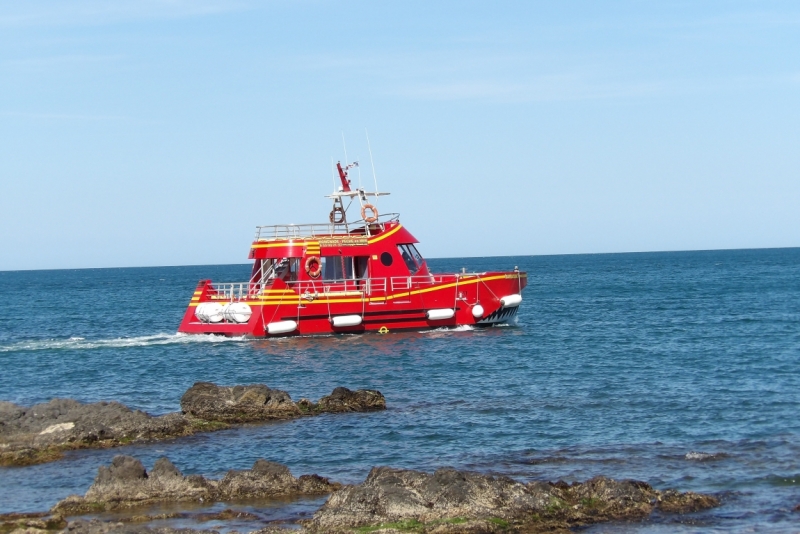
1;249;799;532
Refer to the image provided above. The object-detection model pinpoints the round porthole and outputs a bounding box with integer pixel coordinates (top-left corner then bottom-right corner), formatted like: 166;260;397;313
380;252;393;266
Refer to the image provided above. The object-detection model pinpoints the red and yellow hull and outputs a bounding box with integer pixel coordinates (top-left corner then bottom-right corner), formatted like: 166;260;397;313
178;272;526;337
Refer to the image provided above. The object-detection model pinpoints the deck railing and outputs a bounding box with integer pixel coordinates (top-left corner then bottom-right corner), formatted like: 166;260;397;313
253;213;400;241
203;273;475;302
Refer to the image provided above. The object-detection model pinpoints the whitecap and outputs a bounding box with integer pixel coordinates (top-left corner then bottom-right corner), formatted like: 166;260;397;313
685;451;724;461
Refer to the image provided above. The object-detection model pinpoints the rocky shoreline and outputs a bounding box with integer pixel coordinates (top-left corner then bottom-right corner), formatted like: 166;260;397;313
0;454;720;534
0;383;385;467
1;385;723;533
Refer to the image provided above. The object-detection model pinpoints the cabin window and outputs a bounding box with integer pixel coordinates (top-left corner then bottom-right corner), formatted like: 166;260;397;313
322;256;354;280
380;252;393;267
355;256;369;279
408;244;424;266
397;244;420;274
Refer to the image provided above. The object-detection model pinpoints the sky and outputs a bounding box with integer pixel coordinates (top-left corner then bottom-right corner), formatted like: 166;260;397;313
1;0;798;270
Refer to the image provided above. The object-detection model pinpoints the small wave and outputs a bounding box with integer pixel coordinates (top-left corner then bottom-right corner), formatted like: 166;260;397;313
0;333;248;353
685;451;728;461
763;474;800;486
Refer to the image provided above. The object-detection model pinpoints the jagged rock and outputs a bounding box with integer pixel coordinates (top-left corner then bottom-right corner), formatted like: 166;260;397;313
657;488;722;513
0;512;66;533
216;459;340;499
180;382;301;423
316;387;386;413
0;399;193;466
1;383;385;466
304;467;720;533
53;455;340;515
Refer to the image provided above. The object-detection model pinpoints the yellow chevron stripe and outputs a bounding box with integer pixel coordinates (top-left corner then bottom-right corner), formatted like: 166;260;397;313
368;224;403;244
250;242;300;250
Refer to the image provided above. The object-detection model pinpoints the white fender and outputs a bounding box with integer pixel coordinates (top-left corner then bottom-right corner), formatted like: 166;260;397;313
500;294;522;308
223;302;252;324
471;304;485;318
267;320;298;334
331;315;363;327
426;308;455;321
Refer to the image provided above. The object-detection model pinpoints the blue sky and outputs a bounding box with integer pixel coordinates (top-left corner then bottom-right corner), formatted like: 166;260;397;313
1;1;798;270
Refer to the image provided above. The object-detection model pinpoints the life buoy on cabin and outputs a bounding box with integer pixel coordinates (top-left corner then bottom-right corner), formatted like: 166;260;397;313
361;203;378;223
305;256;322;278
329;207;345;224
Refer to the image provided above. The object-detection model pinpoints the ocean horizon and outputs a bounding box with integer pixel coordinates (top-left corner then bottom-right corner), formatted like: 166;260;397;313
3;246;799;273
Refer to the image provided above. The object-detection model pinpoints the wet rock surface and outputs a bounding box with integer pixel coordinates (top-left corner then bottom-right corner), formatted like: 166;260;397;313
52;455;341;515
179;383;301;423
302;466;720;533
0;384;386;466
0;399;192;467
4;463;718;534
315;387;387;413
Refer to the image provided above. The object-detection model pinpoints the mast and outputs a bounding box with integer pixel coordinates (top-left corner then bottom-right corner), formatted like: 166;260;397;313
336;161;353;192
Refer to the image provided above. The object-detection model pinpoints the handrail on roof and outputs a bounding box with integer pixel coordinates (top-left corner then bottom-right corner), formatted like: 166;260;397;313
254;213;400;241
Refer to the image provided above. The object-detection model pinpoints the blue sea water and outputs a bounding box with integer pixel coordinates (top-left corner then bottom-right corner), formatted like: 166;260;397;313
1;249;799;532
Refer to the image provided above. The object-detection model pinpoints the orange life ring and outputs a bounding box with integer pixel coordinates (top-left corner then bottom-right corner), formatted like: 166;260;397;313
305;256;321;278
361;203;378;223
329;207;345;224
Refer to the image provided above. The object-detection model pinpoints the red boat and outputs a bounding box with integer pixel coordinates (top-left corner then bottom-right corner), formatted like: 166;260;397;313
178;161;527;337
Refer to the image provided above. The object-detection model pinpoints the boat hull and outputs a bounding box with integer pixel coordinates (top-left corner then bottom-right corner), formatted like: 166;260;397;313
178;272;526;337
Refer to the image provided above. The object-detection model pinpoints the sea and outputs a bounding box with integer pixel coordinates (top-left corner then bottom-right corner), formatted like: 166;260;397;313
1;249;799;532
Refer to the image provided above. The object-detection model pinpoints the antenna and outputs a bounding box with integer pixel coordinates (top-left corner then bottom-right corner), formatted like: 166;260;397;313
341;131;349;166
357;157;363;189
366;128;379;196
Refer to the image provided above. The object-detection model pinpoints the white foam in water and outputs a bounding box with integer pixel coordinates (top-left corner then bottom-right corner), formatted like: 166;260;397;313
685;451;717;461
421;325;475;334
0;333;247;353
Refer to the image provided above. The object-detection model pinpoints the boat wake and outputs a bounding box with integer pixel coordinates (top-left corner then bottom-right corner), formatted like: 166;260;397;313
422;325;476;334
0;333;248;353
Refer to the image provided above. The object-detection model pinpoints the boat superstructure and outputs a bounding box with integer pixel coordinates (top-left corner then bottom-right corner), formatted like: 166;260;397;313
178;161;526;336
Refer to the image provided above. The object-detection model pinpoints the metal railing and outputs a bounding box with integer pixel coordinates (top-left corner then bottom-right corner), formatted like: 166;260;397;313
203;272;481;302
206;282;262;301
253;213;400;241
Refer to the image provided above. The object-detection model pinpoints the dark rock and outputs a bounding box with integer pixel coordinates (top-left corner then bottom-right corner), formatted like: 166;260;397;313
316;388;386;413
216;459;341;500
0;399;193;467
304;467;719;533
296;398;316;413
657;489;720;513
180;382;301;423
53;455;341;515
1;383;385;467
151;457;182;479
96;456;148;484
0;511;66;533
